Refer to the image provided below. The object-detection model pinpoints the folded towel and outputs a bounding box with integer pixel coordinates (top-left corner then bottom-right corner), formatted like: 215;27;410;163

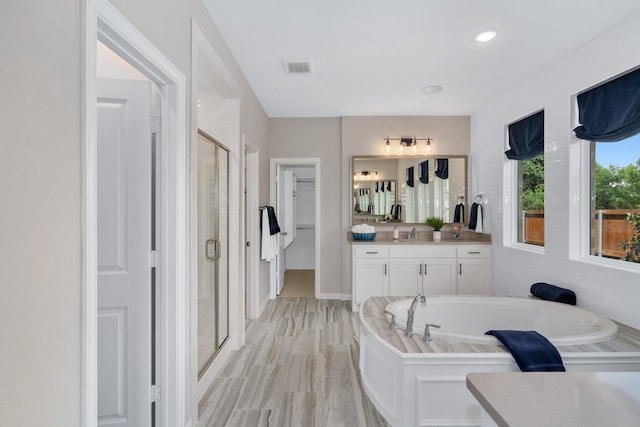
530;282;576;305
468;202;483;231
453;203;464;223
485;330;566;372
351;223;376;234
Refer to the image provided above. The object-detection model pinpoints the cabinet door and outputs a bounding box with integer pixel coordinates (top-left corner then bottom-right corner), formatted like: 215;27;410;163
422;259;457;295
457;259;491;294
354;258;389;306
389;259;421;297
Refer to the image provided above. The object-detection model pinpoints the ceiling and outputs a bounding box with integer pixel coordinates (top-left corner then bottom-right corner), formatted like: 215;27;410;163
203;0;640;118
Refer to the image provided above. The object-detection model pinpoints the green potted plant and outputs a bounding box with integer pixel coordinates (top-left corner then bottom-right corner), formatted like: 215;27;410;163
426;216;445;241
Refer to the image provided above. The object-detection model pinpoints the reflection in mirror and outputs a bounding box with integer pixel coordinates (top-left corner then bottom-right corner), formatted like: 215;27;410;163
354;180;396;218
352;156;467;225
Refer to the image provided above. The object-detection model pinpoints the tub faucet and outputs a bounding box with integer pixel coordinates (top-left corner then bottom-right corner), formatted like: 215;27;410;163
405;294;426;337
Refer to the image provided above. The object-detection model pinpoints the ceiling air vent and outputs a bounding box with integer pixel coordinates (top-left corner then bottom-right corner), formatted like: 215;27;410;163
284;60;313;74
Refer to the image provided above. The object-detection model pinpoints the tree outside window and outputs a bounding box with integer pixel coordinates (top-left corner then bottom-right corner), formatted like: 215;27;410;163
591;135;640;262
518;154;544;245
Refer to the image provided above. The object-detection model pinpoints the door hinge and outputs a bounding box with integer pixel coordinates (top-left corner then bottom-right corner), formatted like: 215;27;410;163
149;384;161;403
150;250;159;268
151;116;161;133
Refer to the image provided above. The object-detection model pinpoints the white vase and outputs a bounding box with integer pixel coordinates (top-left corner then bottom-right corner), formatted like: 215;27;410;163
433;230;442;241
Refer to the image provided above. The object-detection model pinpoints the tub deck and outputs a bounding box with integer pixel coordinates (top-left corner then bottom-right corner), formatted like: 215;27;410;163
359;296;640;426
361;296;640;354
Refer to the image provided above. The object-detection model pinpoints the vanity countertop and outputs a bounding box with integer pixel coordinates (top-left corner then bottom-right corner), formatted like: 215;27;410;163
348;231;492;245
466;372;640;427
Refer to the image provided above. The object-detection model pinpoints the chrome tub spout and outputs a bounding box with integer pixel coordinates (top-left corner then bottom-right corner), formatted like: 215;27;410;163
405;294;426;337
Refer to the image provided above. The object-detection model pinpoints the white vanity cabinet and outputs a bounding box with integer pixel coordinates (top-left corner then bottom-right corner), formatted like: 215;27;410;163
388;246;458;296
352;242;491;311
457;245;492;295
352;246;389;308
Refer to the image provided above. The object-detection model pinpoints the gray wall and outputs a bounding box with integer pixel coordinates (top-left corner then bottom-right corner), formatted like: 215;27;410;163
341;116;471;297
1;2;82;425
0;1;269;425
269;116;471;297
269;118;343;295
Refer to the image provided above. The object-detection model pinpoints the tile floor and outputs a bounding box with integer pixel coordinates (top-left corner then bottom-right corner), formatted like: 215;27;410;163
197;297;390;427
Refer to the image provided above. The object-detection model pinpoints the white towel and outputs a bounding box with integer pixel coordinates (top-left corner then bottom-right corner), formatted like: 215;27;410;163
261;209;275;261
475;204;483;233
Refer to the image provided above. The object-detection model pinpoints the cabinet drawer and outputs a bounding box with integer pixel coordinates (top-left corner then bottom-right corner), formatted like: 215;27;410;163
389;245;456;259
354;245;389;258
457;245;491;258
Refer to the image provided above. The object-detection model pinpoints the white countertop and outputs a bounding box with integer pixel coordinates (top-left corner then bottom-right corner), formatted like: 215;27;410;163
466;372;640;427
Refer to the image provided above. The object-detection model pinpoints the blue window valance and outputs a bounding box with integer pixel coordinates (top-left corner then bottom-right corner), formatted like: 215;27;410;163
419;160;429;184
406;167;414;188
435;159;449;179
505;110;544;160
574;67;640;142
387;181;391;191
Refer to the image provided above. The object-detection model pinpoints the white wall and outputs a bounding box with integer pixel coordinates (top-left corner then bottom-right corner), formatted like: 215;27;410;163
471;12;640;328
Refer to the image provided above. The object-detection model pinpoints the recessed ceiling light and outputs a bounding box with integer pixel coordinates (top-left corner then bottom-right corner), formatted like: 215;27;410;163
420;85;443;95
475;31;497;42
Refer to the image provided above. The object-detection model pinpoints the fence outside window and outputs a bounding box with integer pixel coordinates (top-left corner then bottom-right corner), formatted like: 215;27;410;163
523;209;640;258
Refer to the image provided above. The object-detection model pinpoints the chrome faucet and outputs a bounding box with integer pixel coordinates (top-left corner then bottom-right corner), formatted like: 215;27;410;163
423;322;441;342
405;294;426;337
408;227;418;239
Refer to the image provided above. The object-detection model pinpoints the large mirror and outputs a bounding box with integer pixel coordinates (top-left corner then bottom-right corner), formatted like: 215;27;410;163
352;156;467;225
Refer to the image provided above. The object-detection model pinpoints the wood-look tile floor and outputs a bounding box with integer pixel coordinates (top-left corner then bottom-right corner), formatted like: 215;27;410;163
197;297;390;427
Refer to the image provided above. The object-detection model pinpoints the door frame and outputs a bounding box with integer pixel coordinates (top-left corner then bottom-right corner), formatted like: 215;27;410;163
83;1;188;426
269;158;321;299
243;138;260;319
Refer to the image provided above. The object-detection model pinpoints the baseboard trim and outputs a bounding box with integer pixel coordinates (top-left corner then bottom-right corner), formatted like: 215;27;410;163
317;293;351;300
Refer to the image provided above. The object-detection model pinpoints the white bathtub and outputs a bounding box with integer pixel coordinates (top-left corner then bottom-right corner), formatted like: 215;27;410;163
384;295;619;346
359;296;640;427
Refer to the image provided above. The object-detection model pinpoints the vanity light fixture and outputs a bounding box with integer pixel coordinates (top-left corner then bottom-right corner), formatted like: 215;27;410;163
354;170;379;181
384;137;434;155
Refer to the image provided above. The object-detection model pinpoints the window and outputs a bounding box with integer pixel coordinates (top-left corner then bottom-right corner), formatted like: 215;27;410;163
574;67;640;264
518;154;544;245
505;110;545;247
588;135;640;261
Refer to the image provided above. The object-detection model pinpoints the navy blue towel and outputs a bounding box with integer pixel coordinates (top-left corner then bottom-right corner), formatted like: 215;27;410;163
266;206;281;235
453;203;464;223
530;282;576;305
468;202;479;229
485;330;566;372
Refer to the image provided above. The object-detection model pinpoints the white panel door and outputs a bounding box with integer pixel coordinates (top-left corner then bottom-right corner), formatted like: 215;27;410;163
97;79;153;427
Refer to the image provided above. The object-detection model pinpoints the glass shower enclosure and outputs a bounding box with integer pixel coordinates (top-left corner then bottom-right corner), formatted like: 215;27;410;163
197;129;229;378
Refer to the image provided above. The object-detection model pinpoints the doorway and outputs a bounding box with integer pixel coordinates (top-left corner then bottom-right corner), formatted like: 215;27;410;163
96;46;158;425
270;158;321;299
84;2;188;426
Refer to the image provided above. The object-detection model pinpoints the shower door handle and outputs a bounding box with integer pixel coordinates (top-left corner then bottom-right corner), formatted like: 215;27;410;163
205;238;221;261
